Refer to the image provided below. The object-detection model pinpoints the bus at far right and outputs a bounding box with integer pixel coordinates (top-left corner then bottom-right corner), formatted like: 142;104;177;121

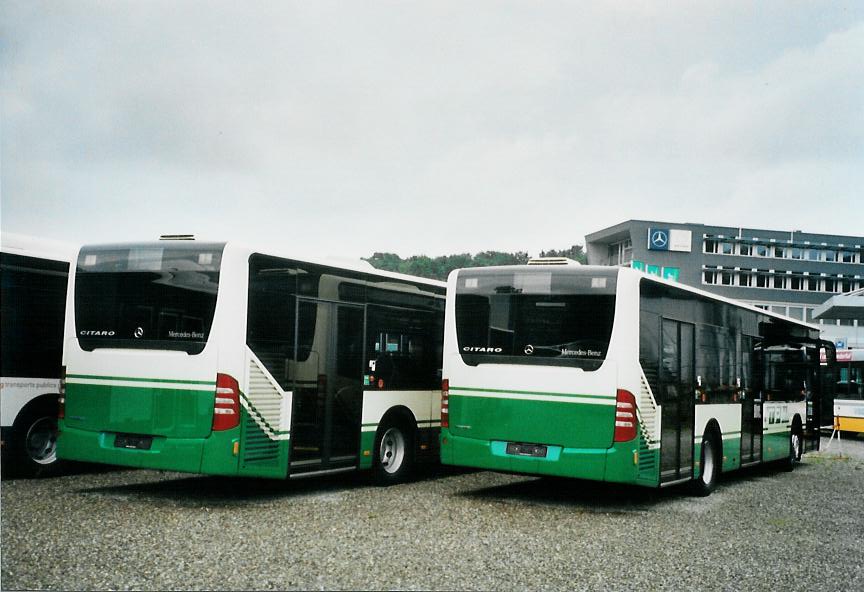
440;259;836;496
833;349;864;434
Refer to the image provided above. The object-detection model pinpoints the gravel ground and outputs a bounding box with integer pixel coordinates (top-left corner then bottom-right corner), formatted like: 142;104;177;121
2;437;863;591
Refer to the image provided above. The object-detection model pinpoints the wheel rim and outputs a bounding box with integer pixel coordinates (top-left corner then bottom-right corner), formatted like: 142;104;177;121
701;439;715;484
379;427;405;475
25;417;58;465
791;431;801;461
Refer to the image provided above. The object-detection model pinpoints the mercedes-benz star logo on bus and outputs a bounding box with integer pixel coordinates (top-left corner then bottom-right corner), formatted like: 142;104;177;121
651;231;668;248
134;327;144;338
524;344;534;355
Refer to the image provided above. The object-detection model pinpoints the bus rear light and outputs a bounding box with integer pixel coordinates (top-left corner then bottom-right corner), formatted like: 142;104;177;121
613;389;637;442
212;373;240;431
441;379;449;429
58;365;66;419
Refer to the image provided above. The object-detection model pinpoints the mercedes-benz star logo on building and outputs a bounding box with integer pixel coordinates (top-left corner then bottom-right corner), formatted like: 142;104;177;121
134;327;144;338
524;344;534;355
651;230;668;248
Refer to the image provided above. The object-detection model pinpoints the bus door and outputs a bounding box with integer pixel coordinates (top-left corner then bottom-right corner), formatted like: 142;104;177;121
290;300;364;474
658;318;695;483
807;341;835;452
740;336;761;466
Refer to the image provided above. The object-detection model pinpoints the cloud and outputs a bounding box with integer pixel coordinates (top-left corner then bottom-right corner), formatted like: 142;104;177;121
2;2;862;255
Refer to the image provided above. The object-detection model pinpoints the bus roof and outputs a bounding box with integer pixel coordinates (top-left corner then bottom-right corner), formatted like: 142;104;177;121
78;239;447;290
452;263;819;333
0;233;78;263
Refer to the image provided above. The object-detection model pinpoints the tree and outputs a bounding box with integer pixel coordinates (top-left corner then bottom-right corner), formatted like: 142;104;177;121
538;245;587;264
363;244;587;281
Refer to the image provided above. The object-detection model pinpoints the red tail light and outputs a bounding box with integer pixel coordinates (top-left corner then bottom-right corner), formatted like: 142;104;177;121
212;373;240;431
613;389;637;442
441;379;449;429
58;365;66;420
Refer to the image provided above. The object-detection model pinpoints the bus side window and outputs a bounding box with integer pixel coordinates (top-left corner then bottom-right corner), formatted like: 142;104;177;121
366;305;442;390
246;255;297;390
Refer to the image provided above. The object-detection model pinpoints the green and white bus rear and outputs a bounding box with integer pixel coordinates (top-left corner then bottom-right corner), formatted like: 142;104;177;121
58;239;445;482
440;262;831;494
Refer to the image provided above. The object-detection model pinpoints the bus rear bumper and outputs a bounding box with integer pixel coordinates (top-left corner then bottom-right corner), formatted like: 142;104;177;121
440;432;641;484
58;425;208;474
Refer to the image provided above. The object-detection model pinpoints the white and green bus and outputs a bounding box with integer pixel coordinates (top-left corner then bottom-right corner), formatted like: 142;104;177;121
440;261;833;495
1;233;75;477
58;239;445;482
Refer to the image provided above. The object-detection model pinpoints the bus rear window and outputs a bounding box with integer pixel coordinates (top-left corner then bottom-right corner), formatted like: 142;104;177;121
75;244;224;354
455;268;617;370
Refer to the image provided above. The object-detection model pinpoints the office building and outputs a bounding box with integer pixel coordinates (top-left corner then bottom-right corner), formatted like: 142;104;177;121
585;220;864;348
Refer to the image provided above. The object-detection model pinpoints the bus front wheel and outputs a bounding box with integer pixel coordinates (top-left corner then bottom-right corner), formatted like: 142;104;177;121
373;419;415;485
691;432;720;497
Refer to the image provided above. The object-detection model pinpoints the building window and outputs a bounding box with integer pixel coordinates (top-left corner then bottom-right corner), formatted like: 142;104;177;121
773;274;785;289
703;270;717;285
739;243;751;256
773;246;785;258
720;241;734;255
840;278;853;292
788;307;804;321
806;276;819;291
789;274;804;291
824;250;837;262
754;244;769;257
824;278;836;293
720;270;733;285
609;239;632;266
739;271;753;287
704;239;718;254
840;250;855;263
771;305;786;315
756;271;770;288
790;247;803;260
805;249;820;261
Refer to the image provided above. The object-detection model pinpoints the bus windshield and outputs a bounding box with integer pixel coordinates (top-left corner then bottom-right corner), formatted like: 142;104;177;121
455;267;617;370
75;243;225;354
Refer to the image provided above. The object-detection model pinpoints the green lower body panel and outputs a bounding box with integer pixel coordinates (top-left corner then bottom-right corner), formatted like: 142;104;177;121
441;430;644;486
359;431;376;470
58;422;242;476
763;430;790;462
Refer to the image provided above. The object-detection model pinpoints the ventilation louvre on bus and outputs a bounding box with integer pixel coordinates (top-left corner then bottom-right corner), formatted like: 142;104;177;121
212;374;240;431
441;379;449;428
526;257;581;266
613;389;637;442
58;365;66;420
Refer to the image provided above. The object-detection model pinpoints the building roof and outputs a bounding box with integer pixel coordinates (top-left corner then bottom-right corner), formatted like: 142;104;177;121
811;288;864;321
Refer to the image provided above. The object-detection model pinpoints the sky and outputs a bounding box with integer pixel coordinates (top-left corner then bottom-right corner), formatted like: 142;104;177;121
2;1;863;259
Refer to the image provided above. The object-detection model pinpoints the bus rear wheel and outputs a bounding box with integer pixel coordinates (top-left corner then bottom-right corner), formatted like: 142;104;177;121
373;419;415;485
8;401;61;478
691;432;719;497
783;425;803;472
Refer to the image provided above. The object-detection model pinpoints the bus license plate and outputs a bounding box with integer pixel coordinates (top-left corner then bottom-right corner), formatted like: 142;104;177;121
506;442;547;458
114;434;153;450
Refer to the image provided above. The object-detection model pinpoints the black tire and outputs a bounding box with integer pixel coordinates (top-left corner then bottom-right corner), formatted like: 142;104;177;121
373;418;415;485
691;432;720;497
783;424;803;472
7;400;61;478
